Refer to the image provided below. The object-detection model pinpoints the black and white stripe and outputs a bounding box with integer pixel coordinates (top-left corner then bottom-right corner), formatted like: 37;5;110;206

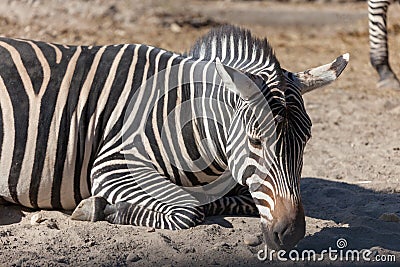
0;25;348;248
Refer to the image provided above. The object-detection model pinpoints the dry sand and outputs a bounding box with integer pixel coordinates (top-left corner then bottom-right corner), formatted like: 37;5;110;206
0;0;399;266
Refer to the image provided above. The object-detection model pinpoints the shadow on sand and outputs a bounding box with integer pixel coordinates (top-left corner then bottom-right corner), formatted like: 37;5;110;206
0;203;25;225
296;177;400;253
1;177;399;255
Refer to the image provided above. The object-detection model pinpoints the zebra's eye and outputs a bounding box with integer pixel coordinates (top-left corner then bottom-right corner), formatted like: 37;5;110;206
248;137;262;148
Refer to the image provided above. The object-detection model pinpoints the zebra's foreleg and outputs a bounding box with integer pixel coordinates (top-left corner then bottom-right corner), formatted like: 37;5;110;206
71;196;205;229
87;159;209;229
102;201;205;230
203;185;258;216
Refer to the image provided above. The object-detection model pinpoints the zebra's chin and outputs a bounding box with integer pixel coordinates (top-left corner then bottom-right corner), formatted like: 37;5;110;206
260;201;305;251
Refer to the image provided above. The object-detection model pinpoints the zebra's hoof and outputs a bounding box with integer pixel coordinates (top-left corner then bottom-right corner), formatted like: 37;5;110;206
377;77;400;90
71;196;108;222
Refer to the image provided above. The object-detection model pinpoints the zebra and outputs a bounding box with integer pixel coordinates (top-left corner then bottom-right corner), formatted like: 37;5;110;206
369;0;400;89
0;25;348;250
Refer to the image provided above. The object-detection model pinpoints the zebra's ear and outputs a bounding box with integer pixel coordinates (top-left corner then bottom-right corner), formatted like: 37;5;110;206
288;53;349;94
215;57;259;101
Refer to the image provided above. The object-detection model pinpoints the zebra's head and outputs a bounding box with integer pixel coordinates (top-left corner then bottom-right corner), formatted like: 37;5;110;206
188;25;349;250
215;54;348;250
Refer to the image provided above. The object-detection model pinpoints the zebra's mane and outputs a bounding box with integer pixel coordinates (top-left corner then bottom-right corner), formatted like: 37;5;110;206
187;25;286;106
187;25;282;77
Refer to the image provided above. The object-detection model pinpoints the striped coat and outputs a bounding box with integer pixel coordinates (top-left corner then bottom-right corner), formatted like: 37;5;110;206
0;25;349;250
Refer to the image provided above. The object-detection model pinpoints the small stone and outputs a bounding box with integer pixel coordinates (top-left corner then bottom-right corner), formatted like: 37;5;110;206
126;253;141;263
243;234;261;246
147;227;155;232
46;220;59;230
379;213;400;222
30;213;44;225
213;241;229;249
183;247;196;253
210;259;219;265
57;257;68;264
170;23;181;33
335;174;343;180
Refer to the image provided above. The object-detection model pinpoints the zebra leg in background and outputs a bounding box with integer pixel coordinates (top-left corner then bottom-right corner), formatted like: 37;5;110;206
368;0;400;89
203;185;258;216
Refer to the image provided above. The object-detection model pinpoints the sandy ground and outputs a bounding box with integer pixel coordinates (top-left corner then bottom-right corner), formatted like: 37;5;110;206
0;0;399;266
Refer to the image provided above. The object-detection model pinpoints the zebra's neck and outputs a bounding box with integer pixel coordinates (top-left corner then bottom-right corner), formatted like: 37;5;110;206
96;45;238;186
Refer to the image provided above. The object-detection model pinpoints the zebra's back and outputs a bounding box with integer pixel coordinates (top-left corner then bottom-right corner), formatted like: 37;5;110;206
0;38;146;210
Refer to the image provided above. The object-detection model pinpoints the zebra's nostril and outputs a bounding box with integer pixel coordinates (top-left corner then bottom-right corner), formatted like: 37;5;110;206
261;201;306;250
273;231;280;246
278;217;305;249
265;209;305;250
279;226;289;242
273;223;289;246
270;223;299;250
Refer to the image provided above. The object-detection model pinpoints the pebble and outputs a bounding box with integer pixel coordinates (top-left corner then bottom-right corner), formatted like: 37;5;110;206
56;257;68;264
213;241;229;250
243;234;261;246
30;213;43;225
378;213;400;222
126;253;141;263
210;259;219;265
170;23;181;33
183;247;196;254
46;220;59;230
216;241;228;247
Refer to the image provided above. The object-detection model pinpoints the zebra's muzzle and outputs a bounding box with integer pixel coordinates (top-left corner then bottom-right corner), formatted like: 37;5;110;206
261;199;305;251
